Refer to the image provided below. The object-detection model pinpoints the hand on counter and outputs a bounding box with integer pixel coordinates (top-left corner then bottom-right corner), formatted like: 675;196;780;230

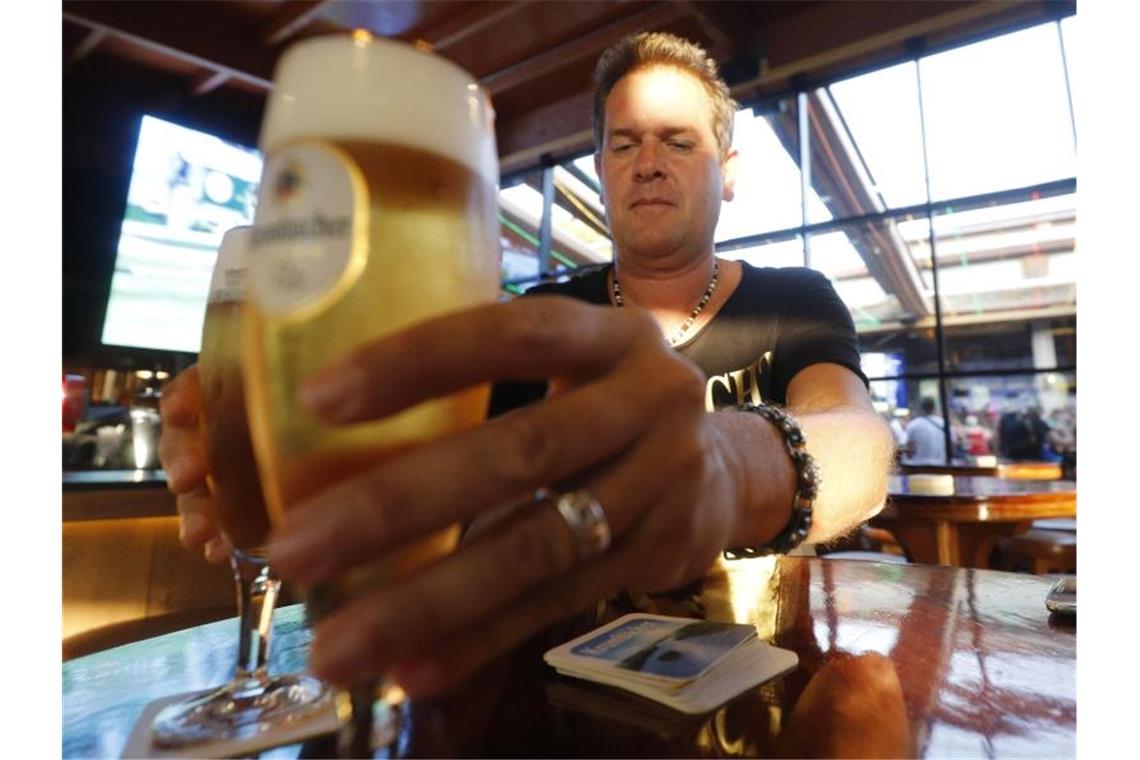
158;365;231;564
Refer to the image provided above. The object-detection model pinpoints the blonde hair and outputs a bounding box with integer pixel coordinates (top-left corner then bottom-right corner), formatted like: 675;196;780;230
592;32;738;157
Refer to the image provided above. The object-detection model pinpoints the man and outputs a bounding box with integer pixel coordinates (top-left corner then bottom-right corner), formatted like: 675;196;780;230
903;397;949;465
160;32;893;699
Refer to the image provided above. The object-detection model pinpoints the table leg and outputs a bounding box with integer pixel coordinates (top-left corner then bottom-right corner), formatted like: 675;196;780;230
869;519;943;565
955;521;1033;569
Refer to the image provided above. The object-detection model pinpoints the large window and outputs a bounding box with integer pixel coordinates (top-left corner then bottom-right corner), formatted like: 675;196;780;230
715;99;804;241
502;16;1077;468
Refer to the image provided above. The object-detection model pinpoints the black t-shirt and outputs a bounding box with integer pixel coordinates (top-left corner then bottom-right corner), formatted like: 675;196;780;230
488;261;867;417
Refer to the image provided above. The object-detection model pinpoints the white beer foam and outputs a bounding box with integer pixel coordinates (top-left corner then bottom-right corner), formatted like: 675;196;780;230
259;35;498;183
215;225;250;270
208;225;251;302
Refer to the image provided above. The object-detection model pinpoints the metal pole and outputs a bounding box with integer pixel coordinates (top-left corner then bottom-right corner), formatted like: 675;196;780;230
798;91;812;268
914;56;955;464
538;163;555;277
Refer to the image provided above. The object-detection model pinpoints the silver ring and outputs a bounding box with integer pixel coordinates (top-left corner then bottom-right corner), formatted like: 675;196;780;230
543;488;612;561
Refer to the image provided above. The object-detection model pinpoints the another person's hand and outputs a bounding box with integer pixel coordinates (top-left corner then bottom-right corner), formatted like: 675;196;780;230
158;365;231;563
268;297;745;696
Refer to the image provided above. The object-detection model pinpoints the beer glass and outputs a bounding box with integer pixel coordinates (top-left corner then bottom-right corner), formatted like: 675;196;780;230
152;226;327;747
242;32;500;755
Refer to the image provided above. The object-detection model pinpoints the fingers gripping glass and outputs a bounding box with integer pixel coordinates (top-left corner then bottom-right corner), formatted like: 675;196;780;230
243;35;501;756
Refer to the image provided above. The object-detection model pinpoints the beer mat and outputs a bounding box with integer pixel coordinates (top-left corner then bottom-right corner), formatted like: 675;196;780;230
543;613;759;687
120;688;341;759
543;613;799;714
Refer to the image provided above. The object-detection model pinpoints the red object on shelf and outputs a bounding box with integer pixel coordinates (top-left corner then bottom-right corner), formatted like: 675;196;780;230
63;375;87;433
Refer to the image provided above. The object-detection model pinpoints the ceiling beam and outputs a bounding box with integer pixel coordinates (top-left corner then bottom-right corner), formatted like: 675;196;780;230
498;90;595;173
670;0;735;59
553;180;610;238
732;1;1067;99
480;1;689;95
69;26;108;67
191;70;231;97
262;1;332;47
411;1;535;51
805;91;929;318
62;5;274;91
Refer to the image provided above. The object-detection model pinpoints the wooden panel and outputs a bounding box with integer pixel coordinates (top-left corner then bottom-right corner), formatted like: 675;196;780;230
146;521;235;615
63;485;177;522
62;518;156;639
444;0;654;80
62;516;234;640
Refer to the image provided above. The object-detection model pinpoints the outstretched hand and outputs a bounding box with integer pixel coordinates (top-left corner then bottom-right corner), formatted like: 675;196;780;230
268;296;746;696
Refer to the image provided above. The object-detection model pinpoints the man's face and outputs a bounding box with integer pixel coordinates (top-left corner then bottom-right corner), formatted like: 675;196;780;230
596;65;736;264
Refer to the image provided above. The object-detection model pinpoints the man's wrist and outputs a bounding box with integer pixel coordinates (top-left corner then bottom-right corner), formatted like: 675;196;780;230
709;407;798;550
722;403;818;558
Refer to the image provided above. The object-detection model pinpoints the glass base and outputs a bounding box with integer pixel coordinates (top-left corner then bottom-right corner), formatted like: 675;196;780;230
151;673;327;747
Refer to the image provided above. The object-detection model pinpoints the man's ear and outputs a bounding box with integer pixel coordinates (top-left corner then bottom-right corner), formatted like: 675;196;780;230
721;149;739;202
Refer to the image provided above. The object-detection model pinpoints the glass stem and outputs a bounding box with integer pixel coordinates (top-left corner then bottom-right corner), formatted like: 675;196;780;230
230;548;281;684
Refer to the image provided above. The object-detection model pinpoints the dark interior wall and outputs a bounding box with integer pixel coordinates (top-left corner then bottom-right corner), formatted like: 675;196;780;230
62;53;264;369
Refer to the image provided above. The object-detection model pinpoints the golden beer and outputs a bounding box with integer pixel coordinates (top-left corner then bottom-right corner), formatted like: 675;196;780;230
200;301;272;550
199;226;271;550
243;35;500;606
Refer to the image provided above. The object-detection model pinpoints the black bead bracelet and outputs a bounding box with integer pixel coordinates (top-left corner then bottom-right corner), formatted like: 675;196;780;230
723;402;819;559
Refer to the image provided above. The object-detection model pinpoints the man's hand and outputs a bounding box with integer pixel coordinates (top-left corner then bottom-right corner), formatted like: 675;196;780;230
267;297;746;697
157;365;231;563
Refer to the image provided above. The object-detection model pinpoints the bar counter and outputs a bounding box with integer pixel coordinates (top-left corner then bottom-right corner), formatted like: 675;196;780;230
63;557;1076;758
63;469;175;522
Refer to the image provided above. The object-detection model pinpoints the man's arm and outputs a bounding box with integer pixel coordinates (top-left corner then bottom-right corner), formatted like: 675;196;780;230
712;362;893;550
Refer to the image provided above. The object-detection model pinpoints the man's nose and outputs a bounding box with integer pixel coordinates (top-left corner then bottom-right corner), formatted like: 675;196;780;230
633;141;665;182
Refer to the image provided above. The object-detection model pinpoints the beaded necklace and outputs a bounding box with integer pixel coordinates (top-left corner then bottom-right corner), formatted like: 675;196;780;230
610;261;720;346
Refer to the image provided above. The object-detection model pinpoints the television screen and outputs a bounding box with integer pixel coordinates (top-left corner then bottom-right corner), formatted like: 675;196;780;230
100;115;263;354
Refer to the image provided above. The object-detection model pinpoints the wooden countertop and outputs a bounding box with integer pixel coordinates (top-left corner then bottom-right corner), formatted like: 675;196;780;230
62;558;1076;758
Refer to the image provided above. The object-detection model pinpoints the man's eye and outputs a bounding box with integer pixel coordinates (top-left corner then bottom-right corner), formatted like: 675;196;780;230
612;143;634;153
668;141;693;151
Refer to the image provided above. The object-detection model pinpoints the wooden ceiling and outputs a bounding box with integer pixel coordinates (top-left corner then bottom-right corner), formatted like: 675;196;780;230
62;0;1071;174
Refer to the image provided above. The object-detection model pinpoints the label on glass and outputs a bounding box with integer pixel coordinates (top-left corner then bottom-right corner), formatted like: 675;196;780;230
248;141;366;318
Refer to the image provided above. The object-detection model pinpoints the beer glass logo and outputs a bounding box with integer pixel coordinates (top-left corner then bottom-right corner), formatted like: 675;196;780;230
274;163;303;203
249;143;361;318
